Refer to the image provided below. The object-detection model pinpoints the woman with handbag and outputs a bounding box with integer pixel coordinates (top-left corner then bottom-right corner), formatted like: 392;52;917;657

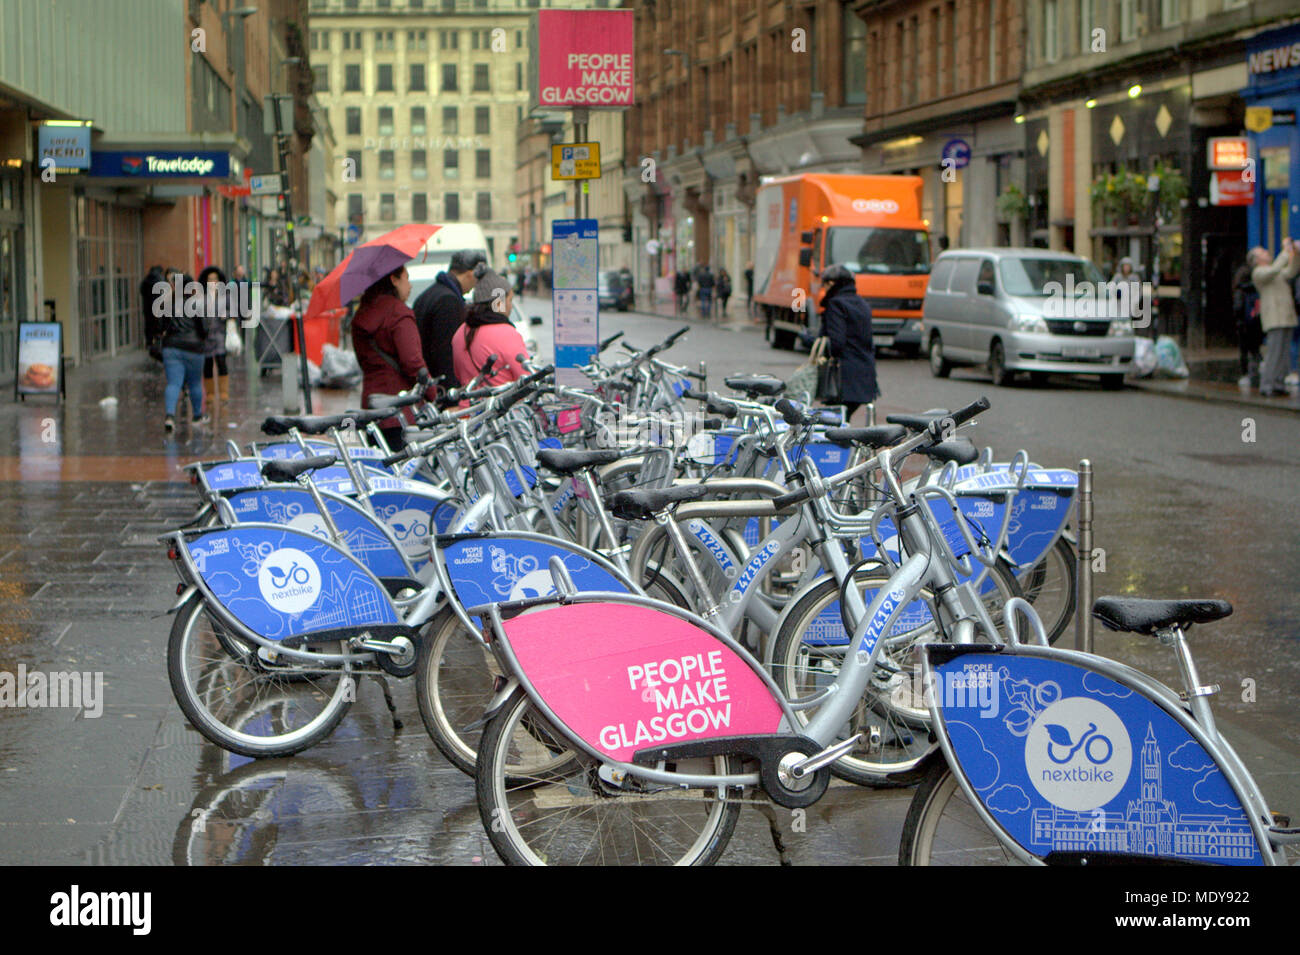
198;266;230;411
820;264;879;422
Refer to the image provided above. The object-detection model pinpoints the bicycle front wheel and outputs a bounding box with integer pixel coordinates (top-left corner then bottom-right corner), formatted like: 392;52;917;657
899;758;1027;865
415;604;500;775
1018;536;1076;644
475;688;742;866
167;593;354;758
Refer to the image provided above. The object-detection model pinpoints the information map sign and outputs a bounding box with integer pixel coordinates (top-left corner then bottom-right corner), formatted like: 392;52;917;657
551;219;599;388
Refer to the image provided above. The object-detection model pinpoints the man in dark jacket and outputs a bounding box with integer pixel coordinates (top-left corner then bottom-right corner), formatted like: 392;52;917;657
141;265;167;344
820;264;878;422
412;249;484;390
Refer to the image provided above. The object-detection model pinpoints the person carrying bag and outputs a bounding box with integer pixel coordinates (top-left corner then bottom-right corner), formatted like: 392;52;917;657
819;264;878;421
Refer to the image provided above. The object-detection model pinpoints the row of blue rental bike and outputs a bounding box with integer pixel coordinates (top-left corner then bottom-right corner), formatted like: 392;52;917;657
160;327;1298;866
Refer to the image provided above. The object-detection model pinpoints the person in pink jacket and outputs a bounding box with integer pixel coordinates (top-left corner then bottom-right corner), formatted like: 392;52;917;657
452;264;530;386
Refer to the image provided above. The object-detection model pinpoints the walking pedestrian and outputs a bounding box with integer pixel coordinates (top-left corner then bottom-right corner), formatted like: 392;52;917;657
717;268;732;315
140;264;168;348
1250;238;1300;396
820;264;879;424
197;266;230;413
452;264;529;387
674;269;691;313
351;265;427;450
160;271;208;432
744;261;755;318
412;249;484;392
695;263;715;319
1232;260;1262;388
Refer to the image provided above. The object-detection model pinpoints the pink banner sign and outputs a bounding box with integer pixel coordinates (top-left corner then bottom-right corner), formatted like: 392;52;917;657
504;603;783;762
536;9;634;108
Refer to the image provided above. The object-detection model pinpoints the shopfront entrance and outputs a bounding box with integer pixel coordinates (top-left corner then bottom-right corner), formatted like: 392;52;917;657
0;169;24;386
75;195;143;361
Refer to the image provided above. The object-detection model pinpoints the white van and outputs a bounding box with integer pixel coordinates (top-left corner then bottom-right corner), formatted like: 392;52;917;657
405;223;491;304
923;248;1138;389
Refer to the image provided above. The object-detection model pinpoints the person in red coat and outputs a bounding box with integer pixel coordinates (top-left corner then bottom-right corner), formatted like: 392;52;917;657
351;265;427;449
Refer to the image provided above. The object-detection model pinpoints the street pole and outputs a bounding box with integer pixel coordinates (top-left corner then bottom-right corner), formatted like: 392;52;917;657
271;92;312;414
1074;459;1094;653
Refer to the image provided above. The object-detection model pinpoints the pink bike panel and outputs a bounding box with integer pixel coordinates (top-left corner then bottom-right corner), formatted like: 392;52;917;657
504;602;784;762
556;407;582;433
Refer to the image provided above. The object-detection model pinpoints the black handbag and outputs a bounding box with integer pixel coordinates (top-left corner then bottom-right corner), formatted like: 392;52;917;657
815;355;843;403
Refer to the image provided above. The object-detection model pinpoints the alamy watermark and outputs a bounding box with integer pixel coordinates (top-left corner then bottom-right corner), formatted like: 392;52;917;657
152;276;261;328
1043;276;1152;328
0;665;103;718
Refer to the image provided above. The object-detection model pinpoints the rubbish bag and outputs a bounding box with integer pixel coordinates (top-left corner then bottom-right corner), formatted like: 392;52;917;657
1132;337;1157;378
318;343;362;389
1153;335;1189;378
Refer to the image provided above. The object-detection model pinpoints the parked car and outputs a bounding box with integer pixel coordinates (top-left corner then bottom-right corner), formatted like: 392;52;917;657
597;271;634;311
922;248;1137;389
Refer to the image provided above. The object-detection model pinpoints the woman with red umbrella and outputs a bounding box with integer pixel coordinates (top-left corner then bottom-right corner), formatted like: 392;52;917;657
309;224;440;449
351;265;427;450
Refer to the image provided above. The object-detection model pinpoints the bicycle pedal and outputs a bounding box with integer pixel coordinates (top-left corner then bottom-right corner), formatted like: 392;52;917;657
789;734;862;779
598;764;628;787
256;646;279;665
1178;683;1220;701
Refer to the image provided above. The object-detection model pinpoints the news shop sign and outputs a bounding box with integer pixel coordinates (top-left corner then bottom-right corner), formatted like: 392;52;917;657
16;322;62;399
535;9;634;108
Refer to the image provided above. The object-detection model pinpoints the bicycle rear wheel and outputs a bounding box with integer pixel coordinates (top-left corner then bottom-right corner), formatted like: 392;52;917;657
415;604;500;775
168;593;353;758
476;688;742;866
1018;537;1076;644
899;759;1027;865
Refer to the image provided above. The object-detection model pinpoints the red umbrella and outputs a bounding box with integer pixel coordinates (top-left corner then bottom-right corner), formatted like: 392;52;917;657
304;223;442;320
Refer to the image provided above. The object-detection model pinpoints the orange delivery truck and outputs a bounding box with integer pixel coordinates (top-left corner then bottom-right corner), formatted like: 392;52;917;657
752;173;931;354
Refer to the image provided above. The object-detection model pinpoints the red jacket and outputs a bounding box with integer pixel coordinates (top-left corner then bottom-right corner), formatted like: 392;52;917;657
351;292;427;425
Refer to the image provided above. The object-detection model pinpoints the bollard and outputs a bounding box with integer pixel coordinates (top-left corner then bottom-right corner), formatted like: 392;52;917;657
698;360;707;391
1074;459;1093;654
866;403;876;427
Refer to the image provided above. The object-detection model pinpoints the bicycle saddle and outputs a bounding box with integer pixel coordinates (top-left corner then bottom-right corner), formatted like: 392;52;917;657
261;454;338;483
536;448;624;475
886;409;951;433
262;409;392;435
919;437;979;466
724;375;786;398
1091;597;1232;635
368;391;423;410
823;424;907;449
608;484;710;520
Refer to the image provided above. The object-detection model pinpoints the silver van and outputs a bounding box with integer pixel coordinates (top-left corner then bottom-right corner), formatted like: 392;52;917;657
922;248;1137;389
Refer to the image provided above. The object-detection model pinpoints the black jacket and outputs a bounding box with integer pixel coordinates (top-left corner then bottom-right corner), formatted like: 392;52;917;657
412;271;468;387
161;308;208;354
822;283;879;404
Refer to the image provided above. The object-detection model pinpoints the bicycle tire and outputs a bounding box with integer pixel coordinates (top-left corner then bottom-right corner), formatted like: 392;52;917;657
475;688;742;866
898;758;1026;865
769;559;1021;787
1018;536;1076;644
415;604;501;775
167;592;354;758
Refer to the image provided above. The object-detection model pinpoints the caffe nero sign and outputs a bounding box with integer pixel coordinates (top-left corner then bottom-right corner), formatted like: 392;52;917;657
88;150;230;179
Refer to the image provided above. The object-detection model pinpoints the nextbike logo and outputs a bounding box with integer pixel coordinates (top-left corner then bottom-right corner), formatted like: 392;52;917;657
1025;697;1132;811
852;198;899;214
689;520;735;574
386;508;430;557
257;548;321;614
288;512;329;539
509;569;557;600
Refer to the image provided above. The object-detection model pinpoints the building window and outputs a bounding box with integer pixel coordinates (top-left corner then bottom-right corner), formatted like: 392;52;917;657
412;193;427;221
380;194;395;221
1080;0;1095;53
407;29;427;50
378;107;394;136
345;64;361;92
442;106;458;135
313;65;329;92
1160;0;1180;27
377;63;394;91
473;64;490;92
347;149;362;179
476;149;491;178
931;6;942;99
412;150;427;180
475;106;490;135
1120;0;1137;41
348;193;364;222
516;30;523;48
411;106;426;136
477;192;491;222
442;64;458;92
444;150;459;179
516;62;523;91
342;30;351;50
444;193;460;221
1042;0;1059;63
346;107;361;136
409;63;425;92
380;151;395;180
375;30;395;51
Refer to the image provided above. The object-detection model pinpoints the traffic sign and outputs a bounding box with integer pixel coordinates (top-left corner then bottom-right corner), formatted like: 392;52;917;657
250;173;283;196
551;142;602;180
345;224;362;245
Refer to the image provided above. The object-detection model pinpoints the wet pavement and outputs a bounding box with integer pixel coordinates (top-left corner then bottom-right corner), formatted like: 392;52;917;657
1;297;1297;865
